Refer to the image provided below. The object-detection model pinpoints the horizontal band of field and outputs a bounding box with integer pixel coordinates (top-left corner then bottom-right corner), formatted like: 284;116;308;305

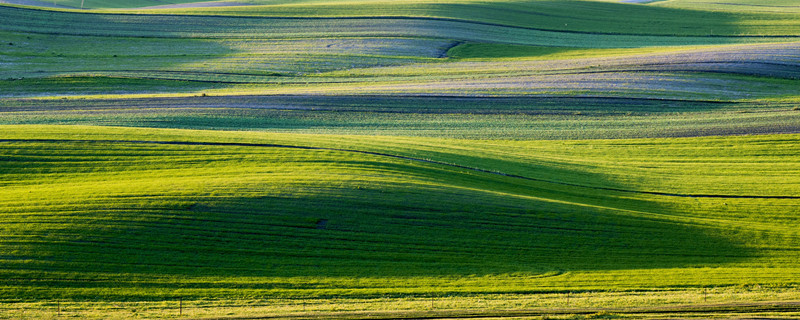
196;300;800;320
4;138;799;200
0;95;737;112
3;5;798;46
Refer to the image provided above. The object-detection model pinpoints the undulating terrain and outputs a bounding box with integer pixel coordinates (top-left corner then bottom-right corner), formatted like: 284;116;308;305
1;0;800;319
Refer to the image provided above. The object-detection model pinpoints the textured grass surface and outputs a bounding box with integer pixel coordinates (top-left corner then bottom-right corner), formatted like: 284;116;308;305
2;1;800;318
3;290;800;319
2;5;798;101
3;96;800;139
10;0;221;9
126;0;800;37
656;0;800;14
2;3;798;102
1;125;800;304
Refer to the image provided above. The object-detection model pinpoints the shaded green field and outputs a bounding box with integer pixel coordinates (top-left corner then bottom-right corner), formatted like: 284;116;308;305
3;96;800;139
7;0;217;9
124;0;800;37
2;6;798;110
656;0;800;14
2;0;800;318
2;3;798;101
1;125;799;303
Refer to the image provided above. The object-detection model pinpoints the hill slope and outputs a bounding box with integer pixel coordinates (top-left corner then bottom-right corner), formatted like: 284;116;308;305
2;1;800;318
2;2;799;140
2;125;799;301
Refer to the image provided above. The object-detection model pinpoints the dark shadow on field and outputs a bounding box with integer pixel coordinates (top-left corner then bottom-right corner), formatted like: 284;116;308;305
1;1;748;38
492;0;749;36
1;94;736;114
0;77;220;97
178;189;753;278
0;2;758;97
4;144;755;288
2;95;760;139
11;185;753;282
2;95;735;113
8;96;800;139
0;7;236;95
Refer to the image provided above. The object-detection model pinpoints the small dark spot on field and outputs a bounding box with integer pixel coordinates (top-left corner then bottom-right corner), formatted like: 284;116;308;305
316;219;329;230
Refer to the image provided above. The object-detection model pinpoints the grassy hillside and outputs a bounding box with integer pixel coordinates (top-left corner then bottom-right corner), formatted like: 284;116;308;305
2;4;798;97
126;0;800;37
2;3;798;99
2;126;799;303
2;0;800;318
2;5;798;140
4;96;800;140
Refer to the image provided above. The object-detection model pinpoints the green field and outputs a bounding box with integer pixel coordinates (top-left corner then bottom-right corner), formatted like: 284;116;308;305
2;0;800;319
2;126;800;318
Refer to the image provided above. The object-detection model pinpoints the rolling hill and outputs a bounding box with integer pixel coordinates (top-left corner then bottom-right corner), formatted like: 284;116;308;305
1;0;800;318
2;125;799;295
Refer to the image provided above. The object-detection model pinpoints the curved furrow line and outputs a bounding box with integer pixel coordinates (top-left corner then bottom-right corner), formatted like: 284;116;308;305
2;138;799;200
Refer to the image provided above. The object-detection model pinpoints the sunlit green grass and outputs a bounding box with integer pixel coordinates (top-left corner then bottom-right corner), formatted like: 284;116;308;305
1;125;799;304
4;288;800;319
446;43;711;60
2;1;800;318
